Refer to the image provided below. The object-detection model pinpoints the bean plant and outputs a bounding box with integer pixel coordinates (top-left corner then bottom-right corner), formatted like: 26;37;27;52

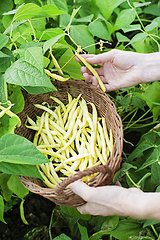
1;0;160;239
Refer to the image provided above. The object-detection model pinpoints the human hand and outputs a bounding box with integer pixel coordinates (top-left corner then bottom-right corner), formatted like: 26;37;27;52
75;49;147;92
69;180;148;219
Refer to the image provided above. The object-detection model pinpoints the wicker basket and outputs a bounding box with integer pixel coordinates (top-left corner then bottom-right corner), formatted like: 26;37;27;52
15;79;123;207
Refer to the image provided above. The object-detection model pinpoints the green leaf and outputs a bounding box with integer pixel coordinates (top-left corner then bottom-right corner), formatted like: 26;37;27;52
42;4;65;18
7;175;29;199
0;47;14;73
15;47;44;73
3;20;27;34
60;206;91;220
0;117;19;138
53;233;72;240
122;24;141;33
132;95;145;111
37;28;64;41
77;222;89;240
0;0;13;16
0;74;8;103
138;147;159;171
116;32;130;42
151;162;160;187
113;163;137;183
0;173;12;201
4;58;56;91
0;33;9;50
127;32;148;46
88;19;111;41
47;0;68;13
95;0;125;20
23;85;56;94
0;162;43;179
143;218;160;228
115;9;136;30
9;86;24;114
144;81;160;119
70;25;95;53
144;4;160;17
0;133;49;165
43;33;65;53
145;21;158;32
127;140;154;162
0;195;6;224
110;219;141;240
133;2;151;8
13;3;45;21
58;48;83;80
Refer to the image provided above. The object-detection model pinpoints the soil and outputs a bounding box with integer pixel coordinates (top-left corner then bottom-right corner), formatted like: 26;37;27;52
0;193;76;240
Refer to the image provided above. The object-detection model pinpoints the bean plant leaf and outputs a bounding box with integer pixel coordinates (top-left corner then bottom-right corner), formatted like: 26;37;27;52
113;163;137;183
53;234;72;240
133;2;151;8
77;222;89;240
47;0;68;13
3;20;27;34
115;9;136;30
13;3;45;21
122;24;141;33
116;32;130;43
0;195;6;224
0;33;9;50
0;117;19;138
70;25;95;53
137;147;159;171
36;28;64;41
0;173;12;201
127;140;155;162
88;19;111;41
58;48;83;79
8;86;24;114
151;162;160;187
0;133;49;165
0;47;14;73
42;5;65;18
15;47;44;73
144;4;160;17
127;32;148;47
109;219;141;240
145;21;158;32
4;58;56;91
43;33;65;53
95;0;125;21
0;162;43;179
7;175;29;199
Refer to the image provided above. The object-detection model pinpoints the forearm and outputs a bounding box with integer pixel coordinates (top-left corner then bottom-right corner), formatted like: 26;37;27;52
120;189;160;220
141;52;160;83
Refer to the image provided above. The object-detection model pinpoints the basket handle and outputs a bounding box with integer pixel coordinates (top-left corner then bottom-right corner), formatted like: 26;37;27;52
54;165;113;195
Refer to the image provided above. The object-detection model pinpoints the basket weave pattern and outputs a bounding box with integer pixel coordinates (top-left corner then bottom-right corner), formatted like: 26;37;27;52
15;79;123;207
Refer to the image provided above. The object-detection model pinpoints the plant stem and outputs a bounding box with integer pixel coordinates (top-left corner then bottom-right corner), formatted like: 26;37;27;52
28;19;37;41
124;109;151;131
151;225;159;238
49;209;54;240
126;171;140;188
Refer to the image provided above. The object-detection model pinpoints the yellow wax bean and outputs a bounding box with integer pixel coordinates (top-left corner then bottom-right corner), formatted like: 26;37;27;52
50;96;66;113
49;118;66;135
75;52;106;92
34;104;58;120
97;121;108;161
50;47;63;75
45;69;69;81
102;117;112;153
44;112;55;145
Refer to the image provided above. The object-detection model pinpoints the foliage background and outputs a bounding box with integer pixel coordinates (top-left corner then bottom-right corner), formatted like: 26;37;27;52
1;0;160;239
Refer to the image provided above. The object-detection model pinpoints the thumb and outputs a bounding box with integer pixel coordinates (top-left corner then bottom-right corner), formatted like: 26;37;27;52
70;180;94;201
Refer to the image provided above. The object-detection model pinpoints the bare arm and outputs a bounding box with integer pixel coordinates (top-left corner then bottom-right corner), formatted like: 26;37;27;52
75;49;160;92
70;181;160;220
